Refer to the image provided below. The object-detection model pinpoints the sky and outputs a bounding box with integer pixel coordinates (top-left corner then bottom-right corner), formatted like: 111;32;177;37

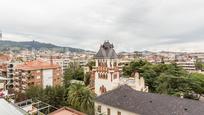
0;0;204;52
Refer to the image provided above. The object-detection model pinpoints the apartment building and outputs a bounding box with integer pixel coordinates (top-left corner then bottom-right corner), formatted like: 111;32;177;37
0;54;14;91
44;56;70;75
14;60;62;92
176;61;196;72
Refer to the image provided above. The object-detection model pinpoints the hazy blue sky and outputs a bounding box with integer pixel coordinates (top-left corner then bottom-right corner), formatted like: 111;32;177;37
0;0;204;52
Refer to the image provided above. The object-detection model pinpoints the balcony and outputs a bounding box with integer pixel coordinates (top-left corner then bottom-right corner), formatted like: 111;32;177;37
22;73;27;76
7;73;14;75
14;76;19;80
14;82;19;86
22;84;27;89
22;78;27;82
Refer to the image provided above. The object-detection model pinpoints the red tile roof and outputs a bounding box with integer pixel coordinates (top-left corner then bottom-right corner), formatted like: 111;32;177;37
0;54;11;62
0;64;7;72
49;107;86;115
16;60;59;71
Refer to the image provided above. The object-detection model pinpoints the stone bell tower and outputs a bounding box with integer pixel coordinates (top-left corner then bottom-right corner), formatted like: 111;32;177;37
94;41;120;96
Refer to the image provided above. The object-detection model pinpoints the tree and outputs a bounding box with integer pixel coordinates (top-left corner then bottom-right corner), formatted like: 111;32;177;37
64;67;73;87
123;60;150;77
155;73;191;96
84;72;91;86
188;73;204;99
25;86;68;108
195;59;203;70
122;60;204;100
68;83;95;115
87;61;95;71
64;62;84;87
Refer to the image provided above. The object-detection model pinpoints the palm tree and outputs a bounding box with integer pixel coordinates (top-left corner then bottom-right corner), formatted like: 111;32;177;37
68;83;95;115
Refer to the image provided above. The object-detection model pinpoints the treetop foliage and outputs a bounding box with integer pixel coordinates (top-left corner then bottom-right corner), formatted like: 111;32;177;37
123;60;204;100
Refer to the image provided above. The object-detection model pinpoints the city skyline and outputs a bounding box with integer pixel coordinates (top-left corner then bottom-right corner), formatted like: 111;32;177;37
1;0;204;52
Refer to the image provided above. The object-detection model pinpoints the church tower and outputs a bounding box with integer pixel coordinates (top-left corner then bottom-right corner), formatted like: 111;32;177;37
94;41;120;96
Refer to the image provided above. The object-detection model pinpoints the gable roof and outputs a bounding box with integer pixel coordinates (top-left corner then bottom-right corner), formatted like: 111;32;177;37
48;107;86;115
95;41;118;59
95;85;204;115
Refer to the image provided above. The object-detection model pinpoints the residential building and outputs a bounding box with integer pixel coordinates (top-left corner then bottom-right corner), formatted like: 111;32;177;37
14;60;62;92
0;54;14;91
49;107;86;115
95;85;204;115
0;76;9;97
44;56;70;75
176;60;196;72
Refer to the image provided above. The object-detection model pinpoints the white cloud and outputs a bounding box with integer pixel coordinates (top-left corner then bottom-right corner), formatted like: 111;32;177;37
0;0;204;52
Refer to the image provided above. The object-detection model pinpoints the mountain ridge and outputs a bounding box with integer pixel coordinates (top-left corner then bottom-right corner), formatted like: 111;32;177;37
0;40;87;52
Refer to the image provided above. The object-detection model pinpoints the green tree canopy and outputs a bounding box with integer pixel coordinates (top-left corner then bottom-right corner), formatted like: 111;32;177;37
68;83;95;115
195;59;204;70
123;60;204;100
64;62;84;87
25;86;67;108
86;60;95;71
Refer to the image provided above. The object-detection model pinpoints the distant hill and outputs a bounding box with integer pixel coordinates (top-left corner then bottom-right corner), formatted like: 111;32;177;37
0;40;86;52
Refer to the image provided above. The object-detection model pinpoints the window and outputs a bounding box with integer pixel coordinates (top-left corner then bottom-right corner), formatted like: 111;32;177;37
31;76;35;79
36;76;41;79
114;74;117;79
37;70;41;73
117;111;121;115
107;108;111;115
98;105;101;113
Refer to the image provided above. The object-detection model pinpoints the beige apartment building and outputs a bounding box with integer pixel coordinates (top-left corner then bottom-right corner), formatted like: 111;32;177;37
14;60;62;92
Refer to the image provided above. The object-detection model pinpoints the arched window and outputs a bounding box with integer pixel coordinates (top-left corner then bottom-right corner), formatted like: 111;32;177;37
114;74;117;79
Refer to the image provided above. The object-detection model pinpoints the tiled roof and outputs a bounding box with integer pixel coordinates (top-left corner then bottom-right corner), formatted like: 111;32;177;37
95;41;118;59
0;64;7;72
0;54;11;62
48;107;86;115
16;60;59;70
96;85;204;115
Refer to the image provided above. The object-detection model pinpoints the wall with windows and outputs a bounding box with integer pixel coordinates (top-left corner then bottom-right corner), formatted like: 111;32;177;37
42;69;53;88
95;59;120;96
95;102;138;115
